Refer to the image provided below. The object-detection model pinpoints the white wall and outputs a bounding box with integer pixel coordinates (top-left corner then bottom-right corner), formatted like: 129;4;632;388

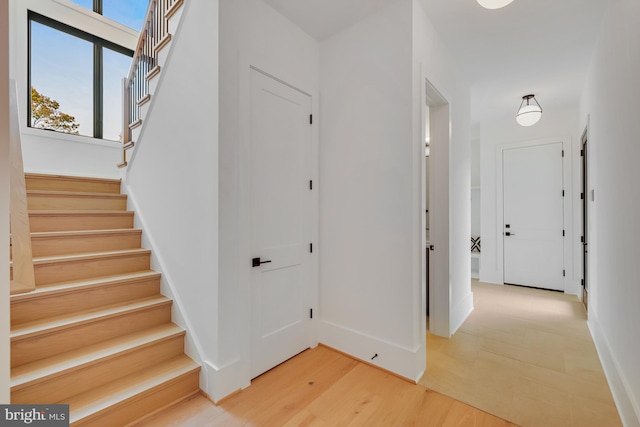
9;0;136;178
414;0;473;337
218;0;320;401
580;0;640;424
21;130;122;178
318;0;471;381
0;0;11;404
479;107;580;296
470;124;481;188
319;0;420;380
123;0;220;400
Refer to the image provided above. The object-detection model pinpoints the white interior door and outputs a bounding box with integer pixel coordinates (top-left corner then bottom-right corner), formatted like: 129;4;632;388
250;69;312;378
503;142;564;291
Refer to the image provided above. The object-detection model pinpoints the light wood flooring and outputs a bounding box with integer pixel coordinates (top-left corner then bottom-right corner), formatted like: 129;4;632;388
134;345;516;426
420;280;621;427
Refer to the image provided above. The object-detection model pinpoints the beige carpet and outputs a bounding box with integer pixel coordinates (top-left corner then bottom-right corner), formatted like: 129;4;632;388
420;280;622;427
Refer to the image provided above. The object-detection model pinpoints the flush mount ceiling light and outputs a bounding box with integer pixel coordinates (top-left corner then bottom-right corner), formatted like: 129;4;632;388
477;0;514;9
516;94;543;127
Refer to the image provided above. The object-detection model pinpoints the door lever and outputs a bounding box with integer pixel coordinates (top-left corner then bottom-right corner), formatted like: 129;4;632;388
505;232;516;236
252;257;272;267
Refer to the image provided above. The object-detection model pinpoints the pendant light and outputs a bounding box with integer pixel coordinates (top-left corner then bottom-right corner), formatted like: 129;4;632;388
477;0;514;9
516;94;542;127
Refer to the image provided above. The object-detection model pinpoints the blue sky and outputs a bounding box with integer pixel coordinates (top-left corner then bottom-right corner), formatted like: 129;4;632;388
71;0;148;31
31;0;148;140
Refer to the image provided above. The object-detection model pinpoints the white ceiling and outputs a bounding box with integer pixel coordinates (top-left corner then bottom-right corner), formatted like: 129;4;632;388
263;0;609;124
263;0;397;41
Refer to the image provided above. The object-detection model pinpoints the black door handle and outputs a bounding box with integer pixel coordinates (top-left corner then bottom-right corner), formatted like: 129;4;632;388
252;257;272;267
505;232;516;236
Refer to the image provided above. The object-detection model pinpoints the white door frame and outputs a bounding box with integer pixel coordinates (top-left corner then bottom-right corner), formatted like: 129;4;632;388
422;77;451;338
495;136;575;294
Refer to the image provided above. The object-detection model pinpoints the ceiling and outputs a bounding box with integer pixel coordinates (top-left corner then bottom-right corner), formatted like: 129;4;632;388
263;0;609;125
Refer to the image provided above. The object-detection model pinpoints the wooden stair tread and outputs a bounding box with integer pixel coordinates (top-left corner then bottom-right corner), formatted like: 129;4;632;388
31;248;151;265
25;174;122;195
30;229;142;239
29;210;133;216
25;173;121;185
27;190;127;199
68;355;199;422
11;295;171;340
10;249;149;267
11;271;160;302
11;323;185;389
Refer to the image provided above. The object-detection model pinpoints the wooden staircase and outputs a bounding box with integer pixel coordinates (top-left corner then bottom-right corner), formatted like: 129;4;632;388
10;173;200;426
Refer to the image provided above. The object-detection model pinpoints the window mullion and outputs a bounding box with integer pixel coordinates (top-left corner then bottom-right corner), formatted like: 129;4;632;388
94;43;103;139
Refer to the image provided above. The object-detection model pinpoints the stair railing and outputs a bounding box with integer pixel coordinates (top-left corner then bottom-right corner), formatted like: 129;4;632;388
9;79;35;295
119;0;182;167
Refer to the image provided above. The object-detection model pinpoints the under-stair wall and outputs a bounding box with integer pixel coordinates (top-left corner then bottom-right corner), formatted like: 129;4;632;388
122;0;220;399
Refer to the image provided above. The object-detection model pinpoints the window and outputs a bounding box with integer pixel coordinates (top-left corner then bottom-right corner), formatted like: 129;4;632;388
28;12;134;141
69;0;149;31
103;0;149;31
68;0;93;10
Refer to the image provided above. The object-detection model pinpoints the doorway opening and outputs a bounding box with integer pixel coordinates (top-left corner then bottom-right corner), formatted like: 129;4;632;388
423;78;450;338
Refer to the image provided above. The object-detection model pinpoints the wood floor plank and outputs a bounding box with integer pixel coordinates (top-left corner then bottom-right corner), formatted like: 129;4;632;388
133;346;516;427
420;280;622;427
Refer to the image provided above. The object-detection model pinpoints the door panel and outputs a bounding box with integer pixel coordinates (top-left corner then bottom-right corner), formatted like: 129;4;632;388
581;130;589;310
503;142;564;291
250;69;312;378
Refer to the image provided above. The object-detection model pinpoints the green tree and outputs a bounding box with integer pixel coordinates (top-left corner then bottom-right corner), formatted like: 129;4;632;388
31;86;80;134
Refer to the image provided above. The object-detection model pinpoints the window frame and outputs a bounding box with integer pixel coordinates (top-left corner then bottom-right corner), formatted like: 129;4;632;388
28;10;134;140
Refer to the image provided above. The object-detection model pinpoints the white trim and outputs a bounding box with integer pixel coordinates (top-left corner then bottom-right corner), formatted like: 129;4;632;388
589;312;640;427
450;291;474;335
319;320;425;382
424;77;451;338
203;359;249;404
50;0;140;37
22;127;122;148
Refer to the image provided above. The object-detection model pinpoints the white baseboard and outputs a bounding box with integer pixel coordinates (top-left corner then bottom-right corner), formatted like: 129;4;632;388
450;291;474;335
204;359;250;403
319;320;425;382
564;278;581;298
588;312;640;427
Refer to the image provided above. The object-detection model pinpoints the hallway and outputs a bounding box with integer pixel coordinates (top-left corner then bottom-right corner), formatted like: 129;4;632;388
420;280;621;426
